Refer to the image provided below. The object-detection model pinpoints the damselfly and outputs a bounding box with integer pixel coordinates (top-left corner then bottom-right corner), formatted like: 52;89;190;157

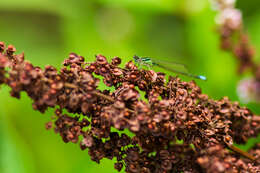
133;55;207;81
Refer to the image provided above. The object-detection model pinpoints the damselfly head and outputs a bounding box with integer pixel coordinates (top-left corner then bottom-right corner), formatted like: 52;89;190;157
133;55;140;62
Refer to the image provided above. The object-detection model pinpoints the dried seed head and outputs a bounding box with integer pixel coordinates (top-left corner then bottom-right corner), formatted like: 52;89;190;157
0;41;258;173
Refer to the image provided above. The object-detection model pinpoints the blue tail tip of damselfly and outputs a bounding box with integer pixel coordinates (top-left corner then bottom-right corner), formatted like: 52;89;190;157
198;75;207;81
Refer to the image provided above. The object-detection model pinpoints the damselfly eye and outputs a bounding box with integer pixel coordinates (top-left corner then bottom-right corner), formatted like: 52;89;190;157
133;55;139;61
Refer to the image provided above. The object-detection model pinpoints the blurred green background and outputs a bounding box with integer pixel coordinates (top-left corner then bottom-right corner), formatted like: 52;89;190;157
0;0;259;173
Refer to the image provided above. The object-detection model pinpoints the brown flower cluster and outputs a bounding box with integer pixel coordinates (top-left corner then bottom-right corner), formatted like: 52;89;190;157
210;0;260;103
0;41;259;172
